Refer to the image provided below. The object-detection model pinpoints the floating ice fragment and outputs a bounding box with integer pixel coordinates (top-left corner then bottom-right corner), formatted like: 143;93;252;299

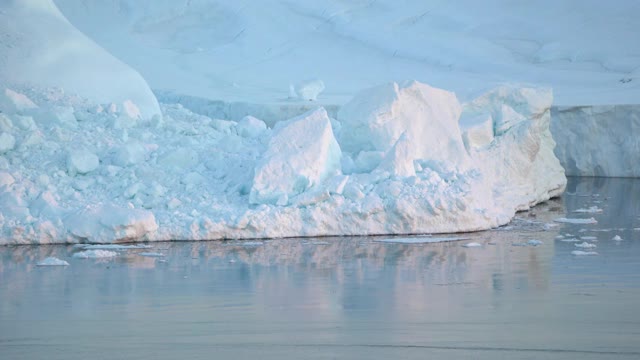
72;250;118;259
527;239;543;246
36;257;69;266
573;206;603;213
612;235;623;241
138;252;165;257
571;250;599;256
462;242;482;248
575;242;597;248
76;244;152;250
559;238;580;242
580;236;597;241
554;218;597;224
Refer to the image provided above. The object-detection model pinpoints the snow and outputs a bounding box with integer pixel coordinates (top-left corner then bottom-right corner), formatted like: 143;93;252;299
72;250;118;259
0;0;160;118
612;235;623;241
36;257;69;266
527;240;543;246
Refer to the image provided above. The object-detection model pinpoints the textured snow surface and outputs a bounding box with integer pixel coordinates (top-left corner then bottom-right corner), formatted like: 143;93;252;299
0;80;566;244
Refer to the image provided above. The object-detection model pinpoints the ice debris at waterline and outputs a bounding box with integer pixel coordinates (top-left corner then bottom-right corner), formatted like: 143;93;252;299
36;257;69;266
0;81;566;244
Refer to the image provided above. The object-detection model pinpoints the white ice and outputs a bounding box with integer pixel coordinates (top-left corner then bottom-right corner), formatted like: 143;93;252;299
36;257;70;266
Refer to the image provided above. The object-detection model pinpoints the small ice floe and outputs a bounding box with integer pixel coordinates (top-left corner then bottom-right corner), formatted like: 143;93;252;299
571;250;599;256
511;243;528;247
36;257;69;266
555;235;564;239
573;206;603;213
527;240;543;246
580;236;598;241
138;252;165;257
240;241;264;246
229;259;236;263
612;235;623;241
376;236;469;244
462;242;482;248
75;244;152;250
72;250;118;259
554;218;597;224
311;241;330;245
575;242;597;249
543;223;558;230
559;238;580;242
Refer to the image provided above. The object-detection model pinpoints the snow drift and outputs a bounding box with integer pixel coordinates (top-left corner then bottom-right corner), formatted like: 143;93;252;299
0;80;565;244
0;0;160;118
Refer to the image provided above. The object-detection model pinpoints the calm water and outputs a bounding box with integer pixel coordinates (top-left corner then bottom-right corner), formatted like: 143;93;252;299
1;177;639;359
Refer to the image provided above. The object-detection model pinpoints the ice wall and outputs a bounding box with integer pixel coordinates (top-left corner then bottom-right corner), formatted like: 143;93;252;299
551;105;640;177
0;0;160;118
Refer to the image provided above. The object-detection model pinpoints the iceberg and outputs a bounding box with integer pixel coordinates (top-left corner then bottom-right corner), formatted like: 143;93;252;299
0;78;566;244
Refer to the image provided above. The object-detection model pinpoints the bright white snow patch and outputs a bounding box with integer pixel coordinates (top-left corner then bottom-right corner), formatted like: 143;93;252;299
527;239;543;246
612;235;623;241
36;257;70;266
72;250;118;259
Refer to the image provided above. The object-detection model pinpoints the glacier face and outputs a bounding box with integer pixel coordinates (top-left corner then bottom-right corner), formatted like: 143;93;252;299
551;105;640;177
0;81;565;244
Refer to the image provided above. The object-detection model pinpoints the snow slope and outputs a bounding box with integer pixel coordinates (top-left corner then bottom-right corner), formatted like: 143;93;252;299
0;0;160;118
53;0;640;106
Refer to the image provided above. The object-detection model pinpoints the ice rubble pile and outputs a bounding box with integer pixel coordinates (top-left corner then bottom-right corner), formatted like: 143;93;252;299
0;79;566;244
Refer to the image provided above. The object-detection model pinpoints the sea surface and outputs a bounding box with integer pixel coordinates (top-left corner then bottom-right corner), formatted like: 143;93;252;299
1;177;639;359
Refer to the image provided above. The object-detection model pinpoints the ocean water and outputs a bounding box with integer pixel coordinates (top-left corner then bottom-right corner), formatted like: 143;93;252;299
1;177;639;359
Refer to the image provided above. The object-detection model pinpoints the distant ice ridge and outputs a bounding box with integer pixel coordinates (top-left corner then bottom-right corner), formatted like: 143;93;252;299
0;0;160;118
0;80;565;244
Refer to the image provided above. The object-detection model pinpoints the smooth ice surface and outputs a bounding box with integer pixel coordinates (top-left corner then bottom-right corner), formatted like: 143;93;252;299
0;0;160;118
2;178;640;360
